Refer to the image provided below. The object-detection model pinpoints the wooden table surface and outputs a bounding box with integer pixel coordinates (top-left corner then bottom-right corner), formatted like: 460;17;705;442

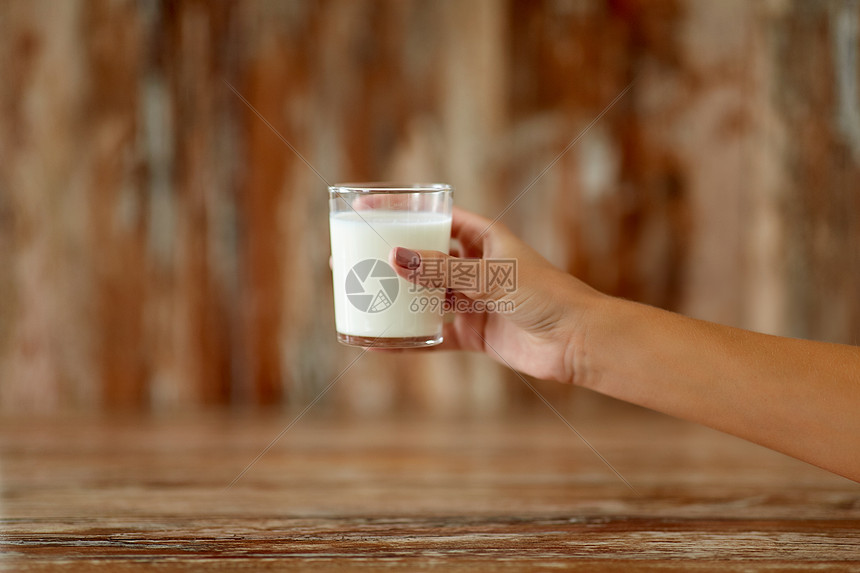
1;398;858;571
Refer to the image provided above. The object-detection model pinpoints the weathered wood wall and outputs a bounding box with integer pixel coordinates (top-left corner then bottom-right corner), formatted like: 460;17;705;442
1;0;858;414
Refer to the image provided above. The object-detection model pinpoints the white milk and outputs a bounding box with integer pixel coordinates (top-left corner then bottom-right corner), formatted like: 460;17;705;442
329;210;452;340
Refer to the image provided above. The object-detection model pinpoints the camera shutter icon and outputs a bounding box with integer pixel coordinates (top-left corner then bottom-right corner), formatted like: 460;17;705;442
345;258;399;313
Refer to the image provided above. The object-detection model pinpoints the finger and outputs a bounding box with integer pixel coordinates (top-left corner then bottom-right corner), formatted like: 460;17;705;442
388;247;503;302
388;247;448;290
438;311;488;353
451;206;495;254
445;288;483;315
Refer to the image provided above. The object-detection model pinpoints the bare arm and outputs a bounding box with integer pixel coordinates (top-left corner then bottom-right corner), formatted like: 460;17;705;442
390;206;860;481
580;297;860;481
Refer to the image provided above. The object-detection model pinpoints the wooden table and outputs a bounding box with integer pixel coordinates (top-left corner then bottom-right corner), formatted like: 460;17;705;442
1;397;858;571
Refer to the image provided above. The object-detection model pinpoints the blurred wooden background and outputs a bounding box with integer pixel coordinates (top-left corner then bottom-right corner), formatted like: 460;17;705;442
0;0;858;414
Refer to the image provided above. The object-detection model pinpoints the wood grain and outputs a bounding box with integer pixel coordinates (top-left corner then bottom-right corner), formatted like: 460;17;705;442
0;402;858;571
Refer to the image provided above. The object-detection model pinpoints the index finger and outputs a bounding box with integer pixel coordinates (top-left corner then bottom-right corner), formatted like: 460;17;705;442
452;206;495;254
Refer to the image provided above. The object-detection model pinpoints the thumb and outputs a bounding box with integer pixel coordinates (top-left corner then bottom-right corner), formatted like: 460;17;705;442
389;247;510;302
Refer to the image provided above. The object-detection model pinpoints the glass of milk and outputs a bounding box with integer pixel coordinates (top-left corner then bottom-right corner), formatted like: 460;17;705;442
329;183;453;348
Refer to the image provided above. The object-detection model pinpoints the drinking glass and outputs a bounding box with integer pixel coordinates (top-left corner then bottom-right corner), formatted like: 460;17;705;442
329;183;453;348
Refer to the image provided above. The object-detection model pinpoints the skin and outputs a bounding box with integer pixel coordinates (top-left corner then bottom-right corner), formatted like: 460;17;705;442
387;206;860;482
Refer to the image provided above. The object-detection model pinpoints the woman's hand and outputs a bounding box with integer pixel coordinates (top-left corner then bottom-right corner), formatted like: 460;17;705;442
388;206;607;384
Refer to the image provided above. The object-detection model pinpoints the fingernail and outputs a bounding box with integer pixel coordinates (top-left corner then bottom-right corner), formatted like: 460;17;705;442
394;247;421;270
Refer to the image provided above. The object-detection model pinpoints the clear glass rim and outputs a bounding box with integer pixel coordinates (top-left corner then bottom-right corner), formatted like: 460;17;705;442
329;182;453;194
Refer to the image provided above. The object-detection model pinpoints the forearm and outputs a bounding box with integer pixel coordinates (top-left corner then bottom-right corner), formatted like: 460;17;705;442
577;297;860;481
